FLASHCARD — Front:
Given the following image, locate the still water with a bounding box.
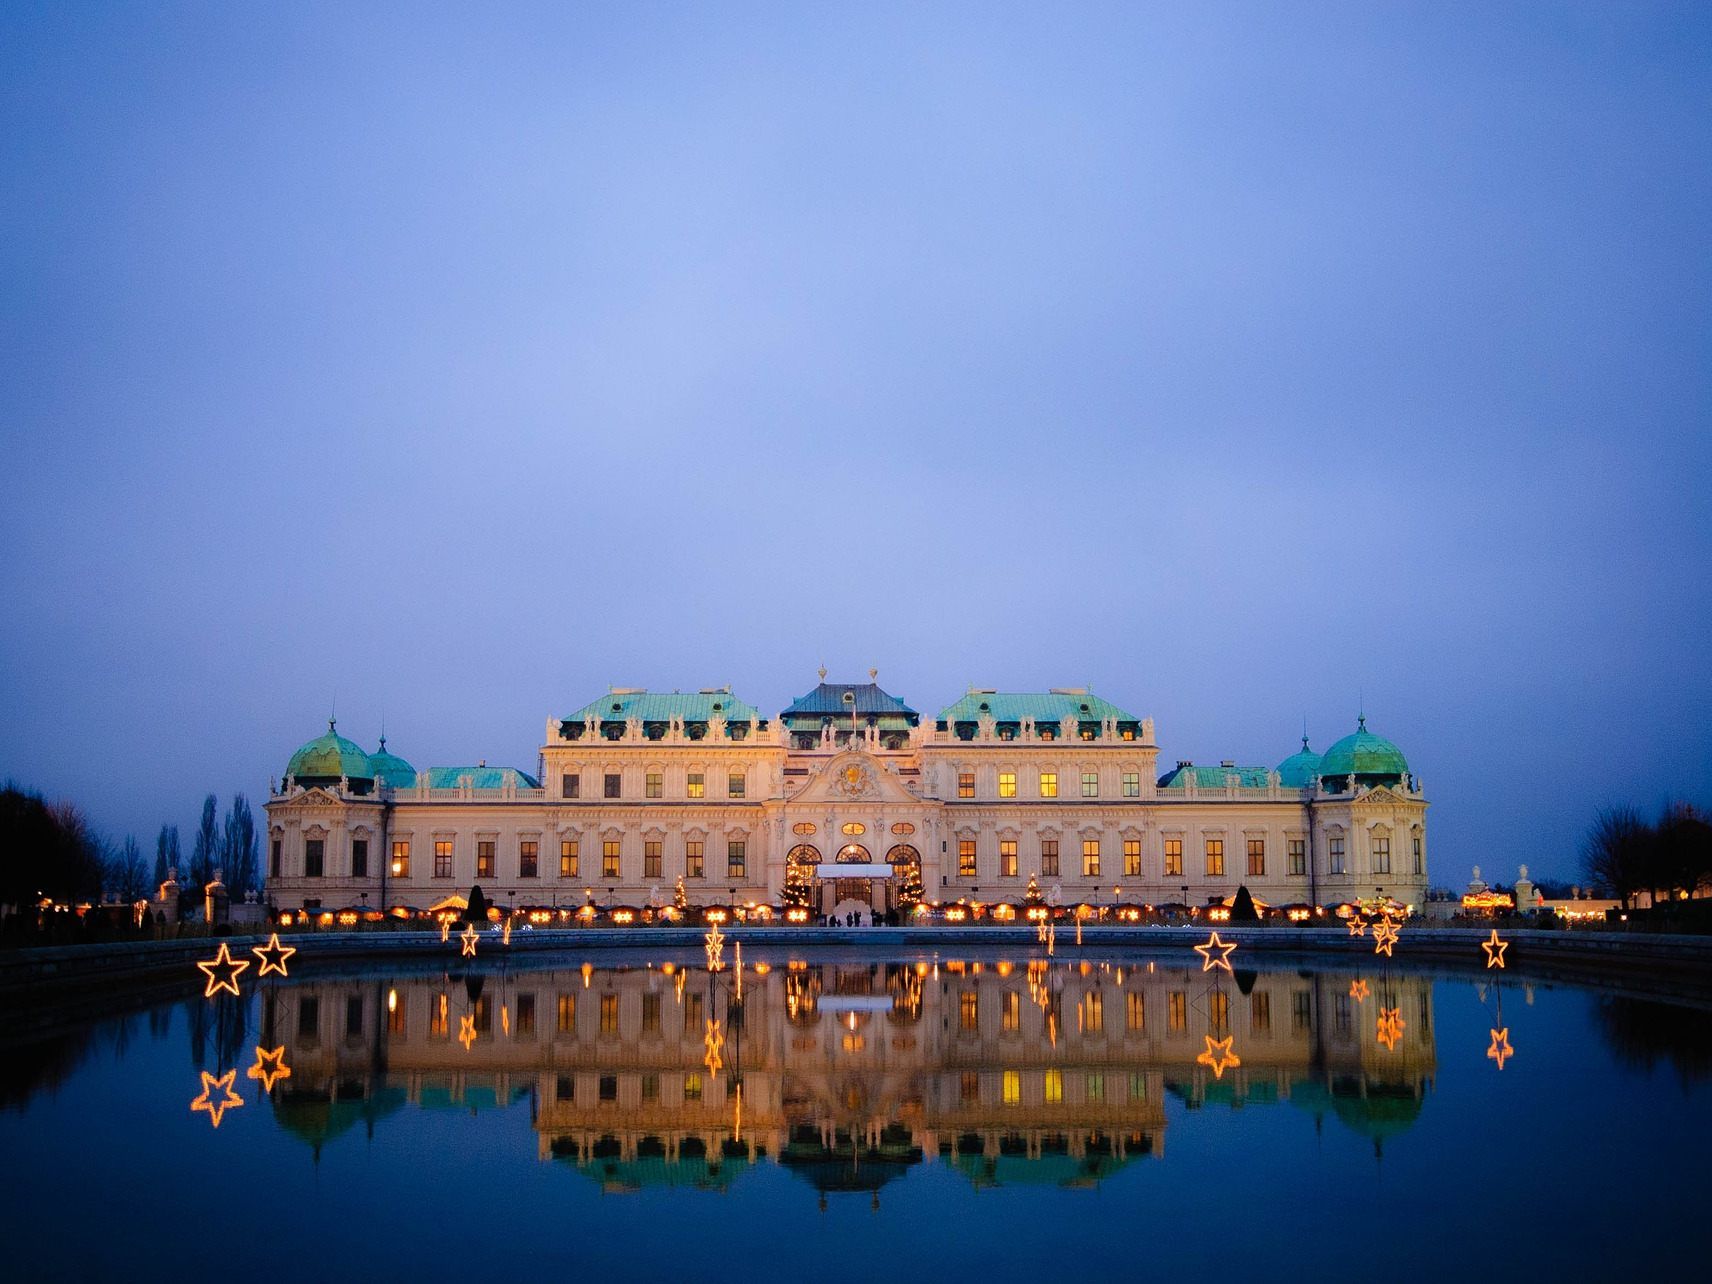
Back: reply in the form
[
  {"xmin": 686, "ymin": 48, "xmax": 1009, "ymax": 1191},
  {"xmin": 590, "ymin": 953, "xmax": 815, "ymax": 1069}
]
[{"xmin": 3, "ymin": 947, "xmax": 1708, "ymax": 1282}]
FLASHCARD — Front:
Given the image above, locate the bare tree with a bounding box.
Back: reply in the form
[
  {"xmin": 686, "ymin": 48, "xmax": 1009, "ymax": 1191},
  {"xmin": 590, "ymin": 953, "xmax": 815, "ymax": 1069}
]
[
  {"xmin": 108, "ymin": 835, "xmax": 148, "ymax": 901},
  {"xmin": 1656, "ymin": 802, "xmax": 1712, "ymax": 904},
  {"xmin": 1581, "ymin": 805, "xmax": 1651, "ymax": 909},
  {"xmin": 153, "ymin": 824, "xmax": 180, "ymax": 886},
  {"xmin": 190, "ymin": 795, "xmax": 218, "ymax": 887}
]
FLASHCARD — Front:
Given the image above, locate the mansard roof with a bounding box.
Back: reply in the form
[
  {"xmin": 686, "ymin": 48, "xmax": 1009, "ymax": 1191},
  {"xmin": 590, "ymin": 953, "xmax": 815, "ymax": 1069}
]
[
  {"xmin": 1157, "ymin": 762, "xmax": 1272, "ymax": 789},
  {"xmin": 564, "ymin": 688, "xmax": 762, "ymax": 725},
  {"xmin": 423, "ymin": 765, "xmax": 541, "ymax": 790},
  {"xmin": 782, "ymin": 682, "xmax": 919, "ymax": 722},
  {"xmin": 936, "ymin": 689, "xmax": 1141, "ymax": 726}
]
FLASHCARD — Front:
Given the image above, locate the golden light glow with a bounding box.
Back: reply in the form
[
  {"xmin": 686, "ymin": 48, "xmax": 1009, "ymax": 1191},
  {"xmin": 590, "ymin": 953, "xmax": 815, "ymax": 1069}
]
[
  {"xmin": 458, "ymin": 1014, "xmax": 477, "ymax": 1051},
  {"xmin": 246, "ymin": 1045, "xmax": 292, "ymax": 1093},
  {"xmin": 196, "ymin": 943, "xmax": 251, "ymax": 998},
  {"xmin": 1376, "ymin": 1006, "xmax": 1406, "ymax": 1051},
  {"xmin": 459, "ymin": 923, "xmax": 479, "ymax": 957},
  {"xmin": 703, "ymin": 1018, "xmax": 725, "ymax": 1076},
  {"xmin": 440, "ymin": 920, "xmax": 450, "ymax": 944},
  {"xmin": 704, "ymin": 920, "xmax": 726, "ymax": 972},
  {"xmin": 1481, "ymin": 930, "xmax": 1508, "ymax": 969},
  {"xmin": 190, "ymin": 1068, "xmax": 243, "ymax": 1128},
  {"xmin": 1372, "ymin": 919, "xmax": 1399, "ymax": 957},
  {"xmin": 1463, "ymin": 890, "xmax": 1515, "ymax": 912},
  {"xmin": 1349, "ymin": 979, "xmax": 1370, "ymax": 1001},
  {"xmin": 1347, "ymin": 915, "xmax": 1368, "ymax": 938},
  {"xmin": 1196, "ymin": 1035, "xmax": 1241, "ymax": 1080},
  {"xmin": 1193, "ymin": 932, "xmax": 1238, "ymax": 974},
  {"xmin": 387, "ymin": 988, "xmax": 398, "ymax": 1013},
  {"xmin": 1487, "ymin": 1026, "xmax": 1514, "ymax": 1069},
  {"xmin": 735, "ymin": 941, "xmax": 744, "ymax": 1001},
  {"xmin": 502, "ymin": 917, "xmax": 513, "ymax": 946},
  {"xmin": 251, "ymin": 932, "xmax": 296, "ymax": 978}
]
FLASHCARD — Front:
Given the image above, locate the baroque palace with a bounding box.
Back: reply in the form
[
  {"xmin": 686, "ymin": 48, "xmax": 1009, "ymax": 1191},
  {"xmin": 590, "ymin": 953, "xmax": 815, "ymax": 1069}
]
[{"xmin": 264, "ymin": 675, "xmax": 1428, "ymax": 916}]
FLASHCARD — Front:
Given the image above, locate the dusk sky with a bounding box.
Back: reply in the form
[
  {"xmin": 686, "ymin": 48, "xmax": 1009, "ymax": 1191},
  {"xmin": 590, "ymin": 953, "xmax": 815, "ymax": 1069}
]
[{"xmin": 2, "ymin": 2, "xmax": 1707, "ymax": 883}]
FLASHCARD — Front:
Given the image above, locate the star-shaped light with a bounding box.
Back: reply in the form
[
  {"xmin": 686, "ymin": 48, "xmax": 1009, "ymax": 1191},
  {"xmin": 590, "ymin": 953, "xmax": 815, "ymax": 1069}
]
[
  {"xmin": 1481, "ymin": 930, "xmax": 1508, "ymax": 969},
  {"xmin": 1193, "ymin": 931, "xmax": 1238, "ymax": 974},
  {"xmin": 501, "ymin": 917, "xmax": 512, "ymax": 946},
  {"xmin": 440, "ymin": 919, "xmax": 450, "ymax": 943},
  {"xmin": 703, "ymin": 1018, "xmax": 725, "ymax": 1075},
  {"xmin": 459, "ymin": 923, "xmax": 479, "ymax": 957},
  {"xmin": 1372, "ymin": 919, "xmax": 1399, "ymax": 957},
  {"xmin": 251, "ymin": 933, "xmax": 296, "ymax": 978},
  {"xmin": 1376, "ymin": 1005, "xmax": 1406, "ymax": 1051},
  {"xmin": 1347, "ymin": 915, "xmax": 1368, "ymax": 938},
  {"xmin": 246, "ymin": 1045, "xmax": 292, "ymax": 1092},
  {"xmin": 190, "ymin": 1069, "xmax": 244, "ymax": 1128},
  {"xmin": 1487, "ymin": 1026, "xmax": 1514, "ymax": 1070},
  {"xmin": 1196, "ymin": 1034, "xmax": 1242, "ymax": 1080},
  {"xmin": 196, "ymin": 943, "xmax": 251, "ymax": 998},
  {"xmin": 1349, "ymin": 978, "xmax": 1370, "ymax": 1001},
  {"xmin": 458, "ymin": 1014, "xmax": 478, "ymax": 1051},
  {"xmin": 704, "ymin": 921, "xmax": 725, "ymax": 972}
]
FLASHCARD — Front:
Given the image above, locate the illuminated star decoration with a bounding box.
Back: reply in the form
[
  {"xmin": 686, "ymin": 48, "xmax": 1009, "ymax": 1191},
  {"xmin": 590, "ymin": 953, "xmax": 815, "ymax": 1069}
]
[
  {"xmin": 196, "ymin": 943, "xmax": 251, "ymax": 998},
  {"xmin": 190, "ymin": 1069, "xmax": 244, "ymax": 1128},
  {"xmin": 502, "ymin": 917, "xmax": 512, "ymax": 946},
  {"xmin": 459, "ymin": 923, "xmax": 479, "ymax": 958},
  {"xmin": 703, "ymin": 1018, "xmax": 725, "ymax": 1075},
  {"xmin": 704, "ymin": 920, "xmax": 725, "ymax": 972},
  {"xmin": 458, "ymin": 1014, "xmax": 478, "ymax": 1051},
  {"xmin": 1481, "ymin": 930, "xmax": 1508, "ymax": 969},
  {"xmin": 251, "ymin": 933, "xmax": 296, "ymax": 978},
  {"xmin": 1372, "ymin": 919, "xmax": 1399, "ymax": 957},
  {"xmin": 1193, "ymin": 931, "xmax": 1238, "ymax": 974},
  {"xmin": 246, "ymin": 1045, "xmax": 292, "ymax": 1092},
  {"xmin": 1347, "ymin": 915, "xmax": 1368, "ymax": 938},
  {"xmin": 1349, "ymin": 978, "xmax": 1370, "ymax": 1001},
  {"xmin": 440, "ymin": 919, "xmax": 450, "ymax": 943},
  {"xmin": 1376, "ymin": 1006, "xmax": 1407, "ymax": 1051},
  {"xmin": 1487, "ymin": 1026, "xmax": 1514, "ymax": 1070},
  {"xmin": 1196, "ymin": 1034, "xmax": 1242, "ymax": 1080}
]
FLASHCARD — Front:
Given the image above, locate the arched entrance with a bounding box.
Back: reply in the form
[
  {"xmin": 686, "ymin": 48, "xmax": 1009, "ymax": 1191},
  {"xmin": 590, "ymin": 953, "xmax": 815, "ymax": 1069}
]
[
  {"xmin": 887, "ymin": 845, "xmax": 921, "ymax": 909},
  {"xmin": 833, "ymin": 844, "xmax": 873, "ymax": 909},
  {"xmin": 786, "ymin": 845, "xmax": 820, "ymax": 913}
]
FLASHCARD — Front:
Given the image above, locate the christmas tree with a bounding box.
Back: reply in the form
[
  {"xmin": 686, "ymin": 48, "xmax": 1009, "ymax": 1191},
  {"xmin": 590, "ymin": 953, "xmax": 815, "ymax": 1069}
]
[
  {"xmin": 674, "ymin": 875, "xmax": 688, "ymax": 913},
  {"xmin": 896, "ymin": 858, "xmax": 924, "ymax": 908},
  {"xmin": 783, "ymin": 859, "xmax": 813, "ymax": 910}
]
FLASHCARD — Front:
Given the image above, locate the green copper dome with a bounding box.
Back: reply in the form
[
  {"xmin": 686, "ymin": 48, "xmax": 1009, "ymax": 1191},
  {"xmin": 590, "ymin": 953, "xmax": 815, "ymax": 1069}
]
[
  {"xmin": 368, "ymin": 736, "xmax": 417, "ymax": 789},
  {"xmin": 1276, "ymin": 736, "xmax": 1324, "ymax": 788},
  {"xmin": 1318, "ymin": 717, "xmax": 1408, "ymax": 782},
  {"xmin": 285, "ymin": 720, "xmax": 375, "ymax": 784}
]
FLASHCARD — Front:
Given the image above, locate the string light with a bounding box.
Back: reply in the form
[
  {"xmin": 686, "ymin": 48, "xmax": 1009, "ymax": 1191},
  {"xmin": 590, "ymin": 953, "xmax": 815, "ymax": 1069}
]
[
  {"xmin": 1481, "ymin": 930, "xmax": 1508, "ymax": 969},
  {"xmin": 1196, "ymin": 1035, "xmax": 1241, "ymax": 1080},
  {"xmin": 1372, "ymin": 919, "xmax": 1399, "ymax": 957},
  {"xmin": 440, "ymin": 920, "xmax": 450, "ymax": 944},
  {"xmin": 1376, "ymin": 1006, "xmax": 1406, "ymax": 1051},
  {"xmin": 734, "ymin": 941, "xmax": 743, "ymax": 1001},
  {"xmin": 460, "ymin": 923, "xmax": 479, "ymax": 958},
  {"xmin": 703, "ymin": 1018, "xmax": 725, "ymax": 1075},
  {"xmin": 190, "ymin": 1069, "xmax": 243, "ymax": 1128},
  {"xmin": 1487, "ymin": 1026, "xmax": 1514, "ymax": 1070},
  {"xmin": 458, "ymin": 1014, "xmax": 477, "ymax": 1051},
  {"xmin": 1349, "ymin": 978, "xmax": 1370, "ymax": 1001},
  {"xmin": 502, "ymin": 918, "xmax": 512, "ymax": 947},
  {"xmin": 246, "ymin": 1045, "xmax": 291, "ymax": 1093},
  {"xmin": 705, "ymin": 920, "xmax": 726, "ymax": 972},
  {"xmin": 196, "ymin": 943, "xmax": 250, "ymax": 998},
  {"xmin": 1347, "ymin": 915, "xmax": 1368, "ymax": 938},
  {"xmin": 1193, "ymin": 932, "xmax": 1238, "ymax": 974},
  {"xmin": 251, "ymin": 933, "xmax": 296, "ymax": 978}
]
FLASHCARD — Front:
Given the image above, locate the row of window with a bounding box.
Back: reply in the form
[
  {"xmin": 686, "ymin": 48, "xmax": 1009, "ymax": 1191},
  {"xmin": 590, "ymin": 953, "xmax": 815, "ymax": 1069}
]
[
  {"xmin": 956, "ymin": 770, "xmax": 1144, "ymax": 800},
  {"xmin": 563, "ymin": 770, "xmax": 748, "ymax": 801},
  {"xmin": 950, "ymin": 834, "xmax": 1422, "ymax": 879},
  {"xmin": 384, "ymin": 837, "xmax": 748, "ymax": 881},
  {"xmin": 956, "ymin": 988, "xmax": 1296, "ymax": 1037}
]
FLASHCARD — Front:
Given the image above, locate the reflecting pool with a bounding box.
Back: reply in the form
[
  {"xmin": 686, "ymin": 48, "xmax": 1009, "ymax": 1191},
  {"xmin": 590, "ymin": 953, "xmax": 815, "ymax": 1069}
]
[{"xmin": 3, "ymin": 948, "xmax": 1709, "ymax": 1281}]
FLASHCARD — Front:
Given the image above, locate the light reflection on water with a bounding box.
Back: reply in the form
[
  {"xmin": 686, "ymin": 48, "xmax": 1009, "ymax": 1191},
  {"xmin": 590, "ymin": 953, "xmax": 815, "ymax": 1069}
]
[{"xmin": 2, "ymin": 951, "xmax": 1709, "ymax": 1282}]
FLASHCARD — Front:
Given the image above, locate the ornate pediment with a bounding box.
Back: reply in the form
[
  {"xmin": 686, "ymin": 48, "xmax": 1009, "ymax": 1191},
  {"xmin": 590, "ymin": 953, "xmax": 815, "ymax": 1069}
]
[
  {"xmin": 788, "ymin": 752, "xmax": 922, "ymax": 807},
  {"xmin": 285, "ymin": 787, "xmax": 344, "ymax": 809},
  {"xmin": 1354, "ymin": 786, "xmax": 1414, "ymax": 810}
]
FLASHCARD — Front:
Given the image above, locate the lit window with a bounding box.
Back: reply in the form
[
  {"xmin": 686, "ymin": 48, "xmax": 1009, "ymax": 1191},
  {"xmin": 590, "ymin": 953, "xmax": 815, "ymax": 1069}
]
[
  {"xmin": 684, "ymin": 1072, "xmax": 702, "ymax": 1102},
  {"xmin": 1041, "ymin": 839, "xmax": 1059, "ymax": 877},
  {"xmin": 1123, "ymin": 838, "xmax": 1141, "ymax": 877},
  {"xmin": 1044, "ymin": 1069, "xmax": 1063, "ymax": 1103},
  {"xmin": 1330, "ymin": 835, "xmax": 1346, "ymax": 875},
  {"xmin": 957, "ymin": 771, "xmax": 975, "ymax": 799},
  {"xmin": 391, "ymin": 840, "xmax": 410, "ymax": 878},
  {"xmin": 602, "ymin": 841, "xmax": 620, "ymax": 879},
  {"xmin": 1081, "ymin": 771, "xmax": 1098, "ymax": 798},
  {"xmin": 644, "ymin": 841, "xmax": 661, "ymax": 879},
  {"xmin": 999, "ymin": 840, "xmax": 1017, "ymax": 877},
  {"xmin": 687, "ymin": 773, "xmax": 704, "ymax": 799},
  {"xmin": 1002, "ymin": 1070, "xmax": 1020, "ymax": 1105},
  {"xmin": 603, "ymin": 773, "xmax": 620, "ymax": 798},
  {"xmin": 645, "ymin": 771, "xmax": 662, "ymax": 799},
  {"xmin": 557, "ymin": 993, "xmax": 575, "ymax": 1033},
  {"xmin": 1122, "ymin": 772, "xmax": 1140, "ymax": 798},
  {"xmin": 1168, "ymin": 992, "xmax": 1186, "ymax": 1033},
  {"xmin": 1001, "ymin": 991, "xmax": 1019, "ymax": 1031},
  {"xmin": 1039, "ymin": 771, "xmax": 1058, "ymax": 798},
  {"xmin": 1082, "ymin": 991, "xmax": 1103, "ymax": 1033},
  {"xmin": 560, "ymin": 840, "xmax": 578, "ymax": 878},
  {"xmin": 998, "ymin": 772, "xmax": 1017, "ymax": 798},
  {"xmin": 1374, "ymin": 836, "xmax": 1391, "ymax": 874},
  {"xmin": 304, "ymin": 839, "xmax": 324, "ymax": 878},
  {"xmin": 600, "ymin": 994, "xmax": 618, "ymax": 1034},
  {"xmin": 727, "ymin": 840, "xmax": 746, "ymax": 879},
  {"xmin": 960, "ymin": 991, "xmax": 978, "ymax": 1030},
  {"xmin": 562, "ymin": 773, "xmax": 579, "ymax": 799},
  {"xmin": 1247, "ymin": 838, "xmax": 1264, "ymax": 877},
  {"xmin": 1209, "ymin": 991, "xmax": 1229, "ymax": 1031},
  {"xmin": 841, "ymin": 821, "xmax": 865, "ymax": 836},
  {"xmin": 960, "ymin": 1071, "xmax": 979, "ymax": 1103},
  {"xmin": 686, "ymin": 841, "xmax": 704, "ymax": 879},
  {"xmin": 1205, "ymin": 838, "xmax": 1224, "ymax": 877},
  {"xmin": 1288, "ymin": 839, "xmax": 1305, "ymax": 876},
  {"xmin": 477, "ymin": 841, "xmax": 495, "ymax": 880},
  {"xmin": 520, "ymin": 840, "xmax": 538, "ymax": 878},
  {"xmin": 955, "ymin": 839, "xmax": 976, "ymax": 877},
  {"xmin": 793, "ymin": 821, "xmax": 816, "ymax": 835},
  {"xmin": 1126, "ymin": 992, "xmax": 1145, "ymax": 1031},
  {"xmin": 1082, "ymin": 838, "xmax": 1100, "ymax": 878},
  {"xmin": 1163, "ymin": 837, "xmax": 1182, "ymax": 877},
  {"xmin": 429, "ymin": 993, "xmax": 448, "ymax": 1039},
  {"xmin": 434, "ymin": 840, "xmax": 453, "ymax": 879},
  {"xmin": 728, "ymin": 771, "xmax": 745, "ymax": 799},
  {"xmin": 891, "ymin": 822, "xmax": 914, "ymax": 835}
]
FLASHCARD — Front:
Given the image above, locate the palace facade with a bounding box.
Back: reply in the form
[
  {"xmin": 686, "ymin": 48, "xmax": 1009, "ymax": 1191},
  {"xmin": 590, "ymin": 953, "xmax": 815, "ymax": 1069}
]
[{"xmin": 263, "ymin": 677, "xmax": 1428, "ymax": 915}]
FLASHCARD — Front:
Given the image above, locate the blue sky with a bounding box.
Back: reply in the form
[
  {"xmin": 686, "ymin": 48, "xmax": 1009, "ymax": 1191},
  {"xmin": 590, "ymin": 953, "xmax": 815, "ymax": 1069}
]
[{"xmin": 2, "ymin": 2, "xmax": 1708, "ymax": 882}]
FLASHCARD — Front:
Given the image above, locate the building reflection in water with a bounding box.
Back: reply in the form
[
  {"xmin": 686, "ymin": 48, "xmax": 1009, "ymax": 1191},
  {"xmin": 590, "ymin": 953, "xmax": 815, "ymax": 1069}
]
[{"xmin": 260, "ymin": 960, "xmax": 1438, "ymax": 1189}]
